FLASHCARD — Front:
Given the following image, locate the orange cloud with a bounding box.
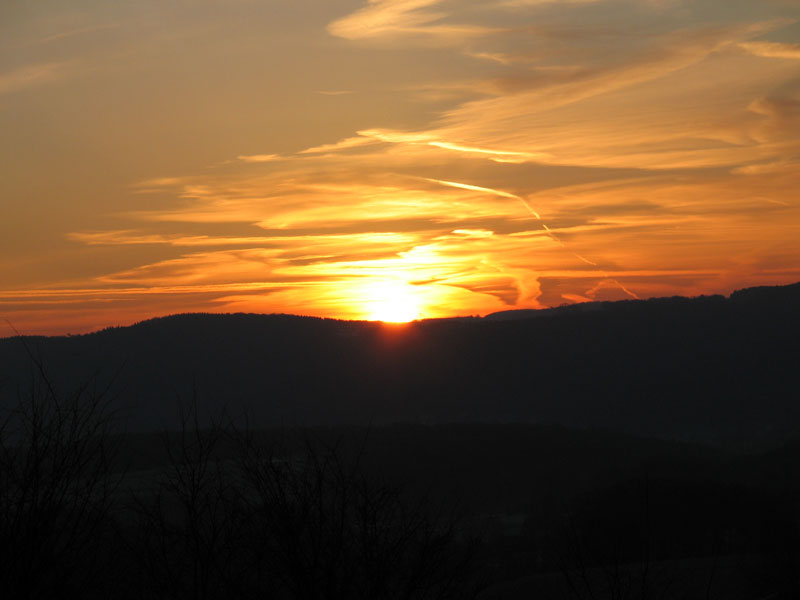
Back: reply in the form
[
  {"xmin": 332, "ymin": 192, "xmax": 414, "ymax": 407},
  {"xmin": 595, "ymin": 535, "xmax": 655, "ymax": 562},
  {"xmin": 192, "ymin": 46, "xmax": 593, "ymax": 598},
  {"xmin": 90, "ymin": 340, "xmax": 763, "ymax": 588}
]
[
  {"xmin": 739, "ymin": 41, "xmax": 800, "ymax": 59},
  {"xmin": 328, "ymin": 0, "xmax": 495, "ymax": 43},
  {"xmin": 3, "ymin": 0, "xmax": 800, "ymax": 336}
]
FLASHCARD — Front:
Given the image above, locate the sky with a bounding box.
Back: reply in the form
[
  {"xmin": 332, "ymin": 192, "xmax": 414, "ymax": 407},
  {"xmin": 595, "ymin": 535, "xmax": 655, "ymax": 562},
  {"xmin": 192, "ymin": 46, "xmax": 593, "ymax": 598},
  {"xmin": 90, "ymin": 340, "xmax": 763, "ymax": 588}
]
[{"xmin": 2, "ymin": 0, "xmax": 799, "ymax": 335}]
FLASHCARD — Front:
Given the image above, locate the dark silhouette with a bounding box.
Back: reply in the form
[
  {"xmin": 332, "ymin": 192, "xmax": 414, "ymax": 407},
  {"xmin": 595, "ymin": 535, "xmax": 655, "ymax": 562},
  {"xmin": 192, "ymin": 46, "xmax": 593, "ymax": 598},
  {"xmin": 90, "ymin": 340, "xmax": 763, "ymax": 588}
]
[
  {"xmin": 130, "ymin": 407, "xmax": 478, "ymax": 600},
  {"xmin": 2, "ymin": 282, "xmax": 800, "ymax": 598},
  {"xmin": 2, "ymin": 282, "xmax": 799, "ymax": 445},
  {"xmin": 0, "ymin": 355, "xmax": 120, "ymax": 598}
]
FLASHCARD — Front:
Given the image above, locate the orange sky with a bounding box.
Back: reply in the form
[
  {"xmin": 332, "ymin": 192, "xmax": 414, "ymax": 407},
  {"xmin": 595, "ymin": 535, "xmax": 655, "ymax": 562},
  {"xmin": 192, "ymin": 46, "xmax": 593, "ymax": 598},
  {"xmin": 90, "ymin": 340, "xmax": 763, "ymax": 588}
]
[{"xmin": 2, "ymin": 0, "xmax": 799, "ymax": 335}]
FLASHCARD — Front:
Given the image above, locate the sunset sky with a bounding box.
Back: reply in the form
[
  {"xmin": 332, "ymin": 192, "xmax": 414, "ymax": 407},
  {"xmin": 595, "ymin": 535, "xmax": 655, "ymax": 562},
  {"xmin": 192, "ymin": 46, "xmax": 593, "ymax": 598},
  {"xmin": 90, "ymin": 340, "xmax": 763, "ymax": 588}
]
[{"xmin": 2, "ymin": 0, "xmax": 799, "ymax": 335}]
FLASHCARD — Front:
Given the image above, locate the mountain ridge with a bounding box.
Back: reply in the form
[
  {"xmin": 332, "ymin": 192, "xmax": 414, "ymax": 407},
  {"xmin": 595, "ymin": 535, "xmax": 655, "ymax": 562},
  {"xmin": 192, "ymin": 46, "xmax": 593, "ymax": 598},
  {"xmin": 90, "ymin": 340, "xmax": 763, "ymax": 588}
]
[{"xmin": 1, "ymin": 281, "xmax": 798, "ymax": 445}]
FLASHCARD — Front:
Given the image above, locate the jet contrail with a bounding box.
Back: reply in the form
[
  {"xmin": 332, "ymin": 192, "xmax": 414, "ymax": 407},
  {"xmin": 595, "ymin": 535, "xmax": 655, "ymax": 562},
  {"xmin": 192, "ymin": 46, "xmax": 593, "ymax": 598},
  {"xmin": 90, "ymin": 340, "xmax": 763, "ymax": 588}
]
[
  {"xmin": 430, "ymin": 178, "xmax": 594, "ymax": 265},
  {"xmin": 429, "ymin": 178, "xmax": 641, "ymax": 299}
]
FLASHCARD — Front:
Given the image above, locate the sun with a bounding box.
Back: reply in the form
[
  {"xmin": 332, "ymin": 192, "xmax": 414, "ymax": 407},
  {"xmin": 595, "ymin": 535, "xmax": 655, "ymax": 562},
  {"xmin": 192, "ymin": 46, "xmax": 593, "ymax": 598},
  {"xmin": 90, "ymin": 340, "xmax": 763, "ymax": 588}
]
[{"xmin": 363, "ymin": 280, "xmax": 422, "ymax": 323}]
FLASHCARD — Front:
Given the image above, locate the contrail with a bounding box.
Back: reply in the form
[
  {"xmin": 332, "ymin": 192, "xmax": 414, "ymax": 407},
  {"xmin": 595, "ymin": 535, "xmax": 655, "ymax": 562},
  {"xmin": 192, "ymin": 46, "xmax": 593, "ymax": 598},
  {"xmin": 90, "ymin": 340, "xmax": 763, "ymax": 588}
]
[
  {"xmin": 429, "ymin": 178, "xmax": 595, "ymax": 266},
  {"xmin": 429, "ymin": 178, "xmax": 641, "ymax": 299}
]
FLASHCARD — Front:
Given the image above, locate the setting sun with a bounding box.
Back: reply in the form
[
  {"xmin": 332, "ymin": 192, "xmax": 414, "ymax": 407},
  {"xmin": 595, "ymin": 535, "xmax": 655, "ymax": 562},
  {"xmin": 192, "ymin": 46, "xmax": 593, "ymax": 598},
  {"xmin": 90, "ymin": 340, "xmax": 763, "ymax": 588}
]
[
  {"xmin": 363, "ymin": 281, "xmax": 422, "ymax": 323},
  {"xmin": 2, "ymin": 0, "xmax": 800, "ymax": 337}
]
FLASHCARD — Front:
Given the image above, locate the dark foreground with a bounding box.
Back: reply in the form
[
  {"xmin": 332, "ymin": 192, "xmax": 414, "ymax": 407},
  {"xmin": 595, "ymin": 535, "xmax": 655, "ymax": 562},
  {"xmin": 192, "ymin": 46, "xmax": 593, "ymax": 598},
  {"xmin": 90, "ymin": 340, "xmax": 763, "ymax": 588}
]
[
  {"xmin": 2, "ymin": 282, "xmax": 800, "ymax": 597},
  {"xmin": 2, "ymin": 384, "xmax": 798, "ymax": 599}
]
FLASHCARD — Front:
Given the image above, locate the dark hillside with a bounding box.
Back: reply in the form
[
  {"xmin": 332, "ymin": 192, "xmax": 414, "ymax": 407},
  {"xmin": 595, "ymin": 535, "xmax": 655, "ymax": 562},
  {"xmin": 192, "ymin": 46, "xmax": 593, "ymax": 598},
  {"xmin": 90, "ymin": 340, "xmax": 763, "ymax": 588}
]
[
  {"xmin": 1, "ymin": 282, "xmax": 799, "ymax": 444},
  {"xmin": 105, "ymin": 423, "xmax": 800, "ymax": 598}
]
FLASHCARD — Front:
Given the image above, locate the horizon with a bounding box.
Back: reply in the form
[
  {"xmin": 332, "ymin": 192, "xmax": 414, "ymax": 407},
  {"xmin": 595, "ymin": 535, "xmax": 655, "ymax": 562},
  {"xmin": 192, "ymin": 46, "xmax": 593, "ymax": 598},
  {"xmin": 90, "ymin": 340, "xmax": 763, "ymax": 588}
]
[
  {"xmin": 4, "ymin": 279, "xmax": 796, "ymax": 339},
  {"xmin": 3, "ymin": 0, "xmax": 800, "ymax": 336}
]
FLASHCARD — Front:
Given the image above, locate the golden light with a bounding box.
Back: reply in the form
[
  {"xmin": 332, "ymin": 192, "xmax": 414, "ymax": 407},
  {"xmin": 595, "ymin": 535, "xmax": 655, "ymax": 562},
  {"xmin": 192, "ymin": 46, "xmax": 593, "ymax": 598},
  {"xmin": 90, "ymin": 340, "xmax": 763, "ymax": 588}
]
[{"xmin": 363, "ymin": 280, "xmax": 422, "ymax": 323}]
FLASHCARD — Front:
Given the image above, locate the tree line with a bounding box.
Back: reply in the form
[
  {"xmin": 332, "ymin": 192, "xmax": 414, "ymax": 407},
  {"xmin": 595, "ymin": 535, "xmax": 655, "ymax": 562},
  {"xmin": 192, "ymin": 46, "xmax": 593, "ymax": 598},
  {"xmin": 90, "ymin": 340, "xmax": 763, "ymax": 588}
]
[{"xmin": 0, "ymin": 361, "xmax": 478, "ymax": 600}]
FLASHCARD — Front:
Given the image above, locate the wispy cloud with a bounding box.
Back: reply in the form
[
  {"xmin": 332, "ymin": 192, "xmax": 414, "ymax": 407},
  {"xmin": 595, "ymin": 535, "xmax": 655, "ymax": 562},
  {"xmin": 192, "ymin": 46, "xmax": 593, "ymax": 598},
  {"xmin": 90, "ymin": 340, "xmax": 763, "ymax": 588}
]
[
  {"xmin": 0, "ymin": 62, "xmax": 71, "ymax": 95},
  {"xmin": 328, "ymin": 0, "xmax": 496, "ymax": 43},
  {"xmin": 237, "ymin": 154, "xmax": 282, "ymax": 163},
  {"xmin": 427, "ymin": 141, "xmax": 545, "ymax": 162},
  {"xmin": 427, "ymin": 179, "xmax": 522, "ymax": 200},
  {"xmin": 497, "ymin": 0, "xmax": 601, "ymax": 6},
  {"xmin": 5, "ymin": 0, "xmax": 800, "ymax": 335},
  {"xmin": 420, "ymin": 22, "xmax": 800, "ymax": 170},
  {"xmin": 739, "ymin": 40, "xmax": 800, "ymax": 59},
  {"xmin": 35, "ymin": 24, "xmax": 119, "ymax": 45}
]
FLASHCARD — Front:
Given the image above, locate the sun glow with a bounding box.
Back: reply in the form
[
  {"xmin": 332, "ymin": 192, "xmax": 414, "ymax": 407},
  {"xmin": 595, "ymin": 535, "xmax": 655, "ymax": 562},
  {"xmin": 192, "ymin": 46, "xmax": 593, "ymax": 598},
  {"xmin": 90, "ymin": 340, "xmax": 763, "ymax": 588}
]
[{"xmin": 363, "ymin": 280, "xmax": 422, "ymax": 323}]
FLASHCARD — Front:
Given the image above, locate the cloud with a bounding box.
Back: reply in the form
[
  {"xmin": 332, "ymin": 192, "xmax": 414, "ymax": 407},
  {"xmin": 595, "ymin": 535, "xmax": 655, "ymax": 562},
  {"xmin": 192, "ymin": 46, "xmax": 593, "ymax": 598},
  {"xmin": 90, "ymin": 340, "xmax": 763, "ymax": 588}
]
[
  {"xmin": 328, "ymin": 0, "xmax": 496, "ymax": 43},
  {"xmin": 463, "ymin": 50, "xmax": 521, "ymax": 65},
  {"xmin": 92, "ymin": 82, "xmax": 798, "ymax": 320},
  {"xmin": 300, "ymin": 129, "xmax": 543, "ymax": 163},
  {"xmin": 307, "ymin": 20, "xmax": 799, "ymax": 172},
  {"xmin": 451, "ymin": 228, "xmax": 495, "ymax": 238},
  {"xmin": 300, "ymin": 136, "xmax": 379, "ymax": 155},
  {"xmin": 7, "ymin": 0, "xmax": 800, "ymax": 335},
  {"xmin": 0, "ymin": 62, "xmax": 71, "ymax": 95},
  {"xmin": 428, "ymin": 178, "xmax": 522, "ymax": 199},
  {"xmin": 237, "ymin": 154, "xmax": 282, "ymax": 163},
  {"xmin": 748, "ymin": 95, "xmax": 800, "ymax": 118},
  {"xmin": 67, "ymin": 231, "xmax": 282, "ymax": 247},
  {"xmin": 731, "ymin": 160, "xmax": 799, "ymax": 175},
  {"xmin": 427, "ymin": 141, "xmax": 546, "ymax": 162},
  {"xmin": 739, "ymin": 41, "xmax": 800, "ymax": 59},
  {"xmin": 497, "ymin": 0, "xmax": 602, "ymax": 7},
  {"xmin": 35, "ymin": 24, "xmax": 119, "ymax": 45},
  {"xmin": 411, "ymin": 22, "xmax": 800, "ymax": 170}
]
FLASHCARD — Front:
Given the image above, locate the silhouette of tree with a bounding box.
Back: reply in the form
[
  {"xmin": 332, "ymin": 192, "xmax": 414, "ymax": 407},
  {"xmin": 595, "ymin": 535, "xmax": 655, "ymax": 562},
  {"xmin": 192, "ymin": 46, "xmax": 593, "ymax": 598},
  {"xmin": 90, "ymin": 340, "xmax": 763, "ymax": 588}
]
[
  {"xmin": 132, "ymin": 404, "xmax": 479, "ymax": 599},
  {"xmin": 131, "ymin": 400, "xmax": 254, "ymax": 600},
  {"xmin": 0, "ymin": 353, "xmax": 120, "ymax": 599},
  {"xmin": 236, "ymin": 430, "xmax": 478, "ymax": 600}
]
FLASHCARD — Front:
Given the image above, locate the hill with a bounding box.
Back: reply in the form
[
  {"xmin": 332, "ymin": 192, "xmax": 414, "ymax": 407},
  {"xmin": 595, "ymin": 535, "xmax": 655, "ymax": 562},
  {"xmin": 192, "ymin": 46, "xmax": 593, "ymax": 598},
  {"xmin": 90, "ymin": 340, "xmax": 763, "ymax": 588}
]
[{"xmin": 1, "ymin": 282, "xmax": 799, "ymax": 444}]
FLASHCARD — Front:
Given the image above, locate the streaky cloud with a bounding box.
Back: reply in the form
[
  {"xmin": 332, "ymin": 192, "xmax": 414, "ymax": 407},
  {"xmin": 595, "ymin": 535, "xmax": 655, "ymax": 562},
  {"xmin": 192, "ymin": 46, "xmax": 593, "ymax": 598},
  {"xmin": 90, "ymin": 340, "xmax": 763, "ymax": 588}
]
[
  {"xmin": 428, "ymin": 178, "xmax": 521, "ymax": 200},
  {"xmin": 0, "ymin": 62, "xmax": 71, "ymax": 95},
  {"xmin": 237, "ymin": 154, "xmax": 282, "ymax": 163},
  {"xmin": 328, "ymin": 0, "xmax": 496, "ymax": 43},
  {"xmin": 739, "ymin": 40, "xmax": 800, "ymax": 59}
]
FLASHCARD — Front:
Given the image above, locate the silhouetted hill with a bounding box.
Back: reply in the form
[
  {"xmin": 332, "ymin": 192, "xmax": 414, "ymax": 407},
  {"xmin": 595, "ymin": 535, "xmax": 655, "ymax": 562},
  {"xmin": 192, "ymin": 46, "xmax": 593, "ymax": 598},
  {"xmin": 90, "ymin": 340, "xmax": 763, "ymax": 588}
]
[{"xmin": 2, "ymin": 282, "xmax": 799, "ymax": 443}]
